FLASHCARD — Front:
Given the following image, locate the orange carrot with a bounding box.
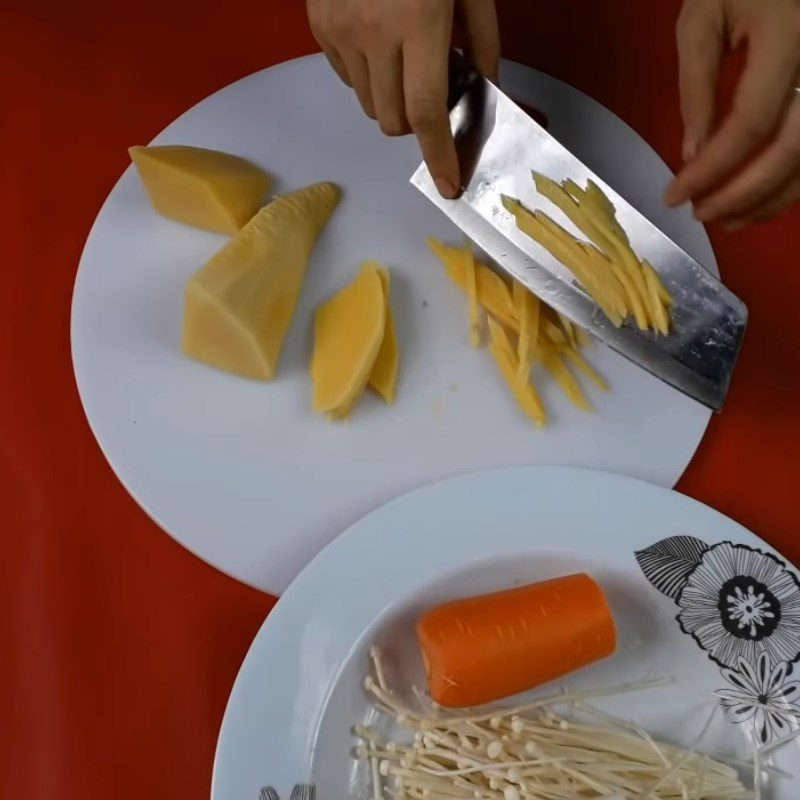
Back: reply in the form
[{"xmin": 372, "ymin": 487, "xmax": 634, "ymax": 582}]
[{"xmin": 416, "ymin": 573, "xmax": 617, "ymax": 708}]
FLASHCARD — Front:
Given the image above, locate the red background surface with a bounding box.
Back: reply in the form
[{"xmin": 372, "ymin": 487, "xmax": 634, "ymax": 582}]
[{"xmin": 3, "ymin": 1, "xmax": 798, "ymax": 798}]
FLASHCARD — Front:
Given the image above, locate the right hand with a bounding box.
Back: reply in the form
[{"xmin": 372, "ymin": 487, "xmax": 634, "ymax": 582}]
[
  {"xmin": 307, "ymin": 0, "xmax": 500, "ymax": 199},
  {"xmin": 667, "ymin": 0, "xmax": 800, "ymax": 227}
]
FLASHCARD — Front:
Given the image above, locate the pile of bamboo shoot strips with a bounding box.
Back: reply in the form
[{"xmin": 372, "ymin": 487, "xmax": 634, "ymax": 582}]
[
  {"xmin": 502, "ymin": 174, "xmax": 673, "ymax": 335},
  {"xmin": 428, "ymin": 238, "xmax": 607, "ymax": 427},
  {"xmin": 355, "ymin": 648, "xmax": 755, "ymax": 800}
]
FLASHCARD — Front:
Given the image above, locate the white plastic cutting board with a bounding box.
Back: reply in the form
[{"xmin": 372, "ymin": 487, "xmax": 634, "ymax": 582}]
[{"xmin": 72, "ymin": 56, "xmax": 718, "ymax": 594}]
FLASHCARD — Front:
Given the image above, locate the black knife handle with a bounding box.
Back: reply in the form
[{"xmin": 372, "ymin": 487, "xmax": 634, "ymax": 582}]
[{"xmin": 447, "ymin": 50, "xmax": 480, "ymax": 111}]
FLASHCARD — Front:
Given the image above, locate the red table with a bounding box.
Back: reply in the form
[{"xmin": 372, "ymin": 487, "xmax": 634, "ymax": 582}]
[{"xmin": 4, "ymin": 1, "xmax": 798, "ymax": 798}]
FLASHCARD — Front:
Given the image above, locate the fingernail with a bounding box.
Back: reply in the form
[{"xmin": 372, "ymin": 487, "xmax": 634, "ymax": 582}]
[{"xmin": 434, "ymin": 177, "xmax": 458, "ymax": 199}]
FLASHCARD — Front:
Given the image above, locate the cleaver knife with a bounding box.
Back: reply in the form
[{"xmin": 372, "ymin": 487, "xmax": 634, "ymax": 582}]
[{"xmin": 410, "ymin": 66, "xmax": 747, "ymax": 411}]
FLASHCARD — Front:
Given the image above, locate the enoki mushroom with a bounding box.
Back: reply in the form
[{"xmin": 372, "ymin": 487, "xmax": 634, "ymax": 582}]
[{"xmin": 354, "ymin": 647, "xmax": 756, "ymax": 800}]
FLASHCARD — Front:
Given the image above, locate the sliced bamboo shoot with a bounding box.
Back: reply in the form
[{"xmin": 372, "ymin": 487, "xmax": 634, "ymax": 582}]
[
  {"xmin": 488, "ymin": 318, "xmax": 547, "ymax": 427},
  {"xmin": 368, "ymin": 266, "xmax": 400, "ymax": 404},
  {"xmin": 311, "ymin": 263, "xmax": 386, "ymax": 416}
]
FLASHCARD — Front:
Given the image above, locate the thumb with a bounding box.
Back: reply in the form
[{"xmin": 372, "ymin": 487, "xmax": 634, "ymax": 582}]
[
  {"xmin": 457, "ymin": 0, "xmax": 501, "ymax": 81},
  {"xmin": 675, "ymin": 1, "xmax": 724, "ymax": 161}
]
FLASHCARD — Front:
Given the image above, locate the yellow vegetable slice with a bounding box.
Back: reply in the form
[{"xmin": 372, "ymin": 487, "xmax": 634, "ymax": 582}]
[
  {"xmin": 502, "ymin": 197, "xmax": 625, "ymax": 327},
  {"xmin": 559, "ymin": 343, "xmax": 609, "ymax": 392},
  {"xmin": 183, "ymin": 181, "xmax": 340, "ymax": 380},
  {"xmin": 512, "ymin": 208, "xmax": 587, "ymax": 291},
  {"xmin": 487, "ymin": 319, "xmax": 547, "ymax": 427},
  {"xmin": 513, "ymin": 280, "xmax": 530, "ymax": 373},
  {"xmin": 474, "ymin": 266, "xmax": 517, "ymax": 328},
  {"xmin": 574, "ymin": 241, "xmax": 629, "ymax": 320},
  {"xmin": 539, "ymin": 339, "xmax": 592, "ymax": 412},
  {"xmin": 433, "ymin": 235, "xmax": 608, "ymax": 422},
  {"xmin": 426, "ymin": 237, "xmax": 454, "ymax": 272},
  {"xmin": 525, "ymin": 291, "xmax": 541, "ymax": 369},
  {"xmin": 584, "ymin": 179, "xmax": 630, "ymax": 245},
  {"xmin": 538, "ymin": 305, "xmax": 579, "ymax": 347},
  {"xmin": 541, "ymin": 317, "xmax": 566, "ymax": 344},
  {"xmin": 513, "ymin": 281, "xmax": 541, "ymax": 378},
  {"xmin": 512, "ymin": 278, "xmax": 526, "ymax": 309},
  {"xmin": 578, "ymin": 199, "xmax": 652, "ymax": 329},
  {"xmin": 532, "ymin": 173, "xmax": 651, "ymax": 330},
  {"xmin": 575, "ymin": 326, "xmax": 593, "ymax": 348},
  {"xmin": 641, "ymin": 260, "xmax": 671, "ymax": 335},
  {"xmin": 561, "ymin": 178, "xmax": 586, "ymax": 204},
  {"xmin": 311, "ymin": 263, "xmax": 386, "ymax": 416},
  {"xmin": 487, "ymin": 316, "xmax": 515, "ymax": 357},
  {"xmin": 550, "ymin": 186, "xmax": 650, "ymax": 329},
  {"xmin": 130, "ymin": 144, "xmax": 271, "ymax": 234},
  {"xmin": 537, "ymin": 305, "xmax": 567, "ymax": 344},
  {"xmin": 463, "ymin": 240, "xmax": 481, "ymax": 348},
  {"xmin": 567, "ymin": 177, "xmax": 631, "ymax": 246},
  {"xmin": 427, "ymin": 238, "xmax": 517, "ymax": 327},
  {"xmin": 643, "ymin": 259, "xmax": 674, "ymax": 306},
  {"xmin": 533, "ymin": 173, "xmax": 613, "ymax": 245},
  {"xmin": 557, "ymin": 313, "xmax": 578, "ymax": 348},
  {"xmin": 368, "ymin": 266, "xmax": 400, "ymax": 404}
]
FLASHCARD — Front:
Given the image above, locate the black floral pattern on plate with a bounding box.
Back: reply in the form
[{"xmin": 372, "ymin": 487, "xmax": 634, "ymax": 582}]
[
  {"xmin": 635, "ymin": 535, "xmax": 800, "ymax": 744},
  {"xmin": 717, "ymin": 652, "xmax": 800, "ymax": 745},
  {"xmin": 676, "ymin": 541, "xmax": 800, "ymax": 670}
]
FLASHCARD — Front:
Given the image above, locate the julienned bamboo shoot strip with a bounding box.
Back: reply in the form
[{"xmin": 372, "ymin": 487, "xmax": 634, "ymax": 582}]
[{"xmin": 355, "ymin": 648, "xmax": 753, "ymax": 800}]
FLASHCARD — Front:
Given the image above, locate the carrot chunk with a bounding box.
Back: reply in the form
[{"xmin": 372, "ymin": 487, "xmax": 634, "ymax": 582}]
[{"xmin": 416, "ymin": 573, "xmax": 617, "ymax": 707}]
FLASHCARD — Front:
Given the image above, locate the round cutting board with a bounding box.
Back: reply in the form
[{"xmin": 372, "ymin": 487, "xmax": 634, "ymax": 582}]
[{"xmin": 71, "ymin": 55, "xmax": 719, "ymax": 593}]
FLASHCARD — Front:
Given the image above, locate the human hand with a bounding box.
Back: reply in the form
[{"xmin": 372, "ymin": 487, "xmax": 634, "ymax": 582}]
[
  {"xmin": 307, "ymin": 0, "xmax": 500, "ymax": 199},
  {"xmin": 666, "ymin": 0, "xmax": 800, "ymax": 228}
]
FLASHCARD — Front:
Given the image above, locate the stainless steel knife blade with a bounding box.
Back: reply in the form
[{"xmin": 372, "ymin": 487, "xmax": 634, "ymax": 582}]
[{"xmin": 411, "ymin": 72, "xmax": 747, "ymax": 411}]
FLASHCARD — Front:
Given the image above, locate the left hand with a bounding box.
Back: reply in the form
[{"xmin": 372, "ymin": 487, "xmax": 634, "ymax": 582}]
[{"xmin": 665, "ymin": 0, "xmax": 800, "ymax": 229}]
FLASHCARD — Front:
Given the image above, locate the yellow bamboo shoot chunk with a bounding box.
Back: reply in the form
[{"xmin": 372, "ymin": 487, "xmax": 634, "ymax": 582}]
[
  {"xmin": 183, "ymin": 181, "xmax": 340, "ymax": 380},
  {"xmin": 311, "ymin": 264, "xmax": 386, "ymax": 416},
  {"xmin": 368, "ymin": 267, "xmax": 400, "ymax": 404},
  {"xmin": 130, "ymin": 144, "xmax": 271, "ymax": 234}
]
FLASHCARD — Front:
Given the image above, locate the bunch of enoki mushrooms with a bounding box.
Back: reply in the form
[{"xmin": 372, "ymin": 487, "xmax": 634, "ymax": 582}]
[{"xmin": 354, "ymin": 647, "xmax": 796, "ymax": 800}]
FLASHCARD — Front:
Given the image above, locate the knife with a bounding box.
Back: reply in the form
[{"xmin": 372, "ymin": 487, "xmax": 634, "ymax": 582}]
[{"xmin": 410, "ymin": 63, "xmax": 747, "ymax": 411}]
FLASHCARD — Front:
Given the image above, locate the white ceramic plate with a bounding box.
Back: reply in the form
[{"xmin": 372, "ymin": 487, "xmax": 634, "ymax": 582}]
[
  {"xmin": 71, "ymin": 55, "xmax": 719, "ymax": 594},
  {"xmin": 212, "ymin": 467, "xmax": 800, "ymax": 800}
]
